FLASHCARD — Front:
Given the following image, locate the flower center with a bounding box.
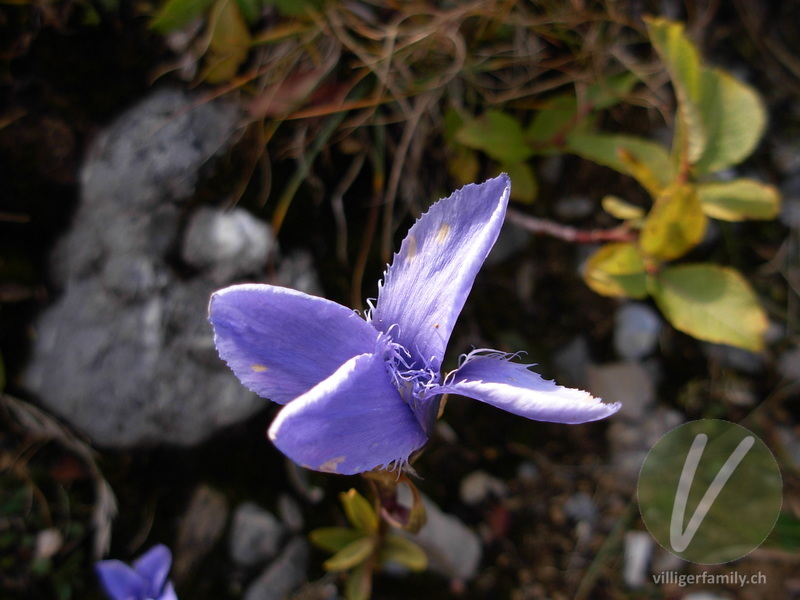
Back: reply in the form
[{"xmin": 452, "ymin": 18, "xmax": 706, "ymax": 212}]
[{"xmin": 381, "ymin": 334, "xmax": 441, "ymax": 434}]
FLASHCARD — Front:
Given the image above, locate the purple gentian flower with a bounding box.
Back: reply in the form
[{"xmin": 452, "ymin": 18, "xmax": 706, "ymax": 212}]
[
  {"xmin": 95, "ymin": 544, "xmax": 177, "ymax": 600},
  {"xmin": 209, "ymin": 174, "xmax": 619, "ymax": 474}
]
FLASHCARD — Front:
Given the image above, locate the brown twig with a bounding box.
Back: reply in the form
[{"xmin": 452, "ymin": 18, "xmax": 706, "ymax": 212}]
[{"xmin": 505, "ymin": 207, "xmax": 637, "ymax": 244}]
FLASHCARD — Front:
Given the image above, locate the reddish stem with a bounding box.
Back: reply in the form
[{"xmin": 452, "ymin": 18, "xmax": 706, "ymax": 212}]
[{"xmin": 505, "ymin": 208, "xmax": 637, "ymax": 244}]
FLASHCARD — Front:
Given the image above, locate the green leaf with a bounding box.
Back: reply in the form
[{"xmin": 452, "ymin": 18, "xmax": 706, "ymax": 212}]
[
  {"xmin": 697, "ymin": 179, "xmax": 780, "ymax": 221},
  {"xmin": 584, "ymin": 72, "xmax": 639, "ymax": 109},
  {"xmin": 640, "ymin": 184, "xmax": 707, "ymax": 261},
  {"xmin": 582, "ymin": 242, "xmax": 648, "ymax": 299},
  {"xmin": 646, "ymin": 17, "xmax": 766, "ymax": 174},
  {"xmin": 601, "ymin": 195, "xmax": 645, "ymax": 221},
  {"xmin": 345, "ymin": 561, "xmax": 372, "ymax": 600},
  {"xmin": 456, "ymin": 110, "xmax": 533, "ymax": 163},
  {"xmin": 202, "ymin": 0, "xmax": 252, "ymax": 84},
  {"xmin": 527, "ymin": 95, "xmax": 579, "ymax": 145},
  {"xmin": 565, "ymin": 133, "xmax": 674, "ymax": 194},
  {"xmin": 500, "ymin": 161, "xmax": 537, "ymax": 203},
  {"xmin": 443, "ymin": 107, "xmax": 464, "ymax": 144},
  {"xmin": 271, "ymin": 0, "xmax": 321, "ymax": 16},
  {"xmin": 379, "ymin": 534, "xmax": 428, "ymax": 572},
  {"xmin": 340, "ymin": 489, "xmax": 379, "ymax": 533},
  {"xmin": 692, "ymin": 67, "xmax": 766, "ymax": 174},
  {"xmin": 234, "ymin": 0, "xmax": 260, "ymax": 23},
  {"xmin": 323, "ymin": 536, "xmax": 376, "ymax": 572},
  {"xmin": 645, "ymin": 18, "xmax": 706, "ymax": 164},
  {"xmin": 151, "ymin": 0, "xmax": 216, "ymax": 32},
  {"xmin": 648, "ymin": 263, "xmax": 768, "ymax": 351},
  {"xmin": 526, "ymin": 73, "xmax": 637, "ymax": 147},
  {"xmin": 310, "ymin": 527, "xmax": 365, "ymax": 554},
  {"xmin": 448, "ymin": 146, "xmax": 480, "ymax": 186}
]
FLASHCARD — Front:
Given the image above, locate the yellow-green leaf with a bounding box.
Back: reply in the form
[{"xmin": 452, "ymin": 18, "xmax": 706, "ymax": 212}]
[
  {"xmin": 645, "ymin": 17, "xmax": 706, "ymax": 165},
  {"xmin": 379, "ymin": 534, "xmax": 428, "ymax": 572},
  {"xmin": 648, "ymin": 264, "xmax": 768, "ymax": 351},
  {"xmin": 640, "ymin": 184, "xmax": 707, "ymax": 261},
  {"xmin": 697, "ymin": 179, "xmax": 780, "ymax": 221},
  {"xmin": 151, "ymin": 0, "xmax": 215, "ymax": 32},
  {"xmin": 340, "ymin": 489, "xmax": 379, "ymax": 533},
  {"xmin": 310, "ymin": 527, "xmax": 365, "ymax": 554},
  {"xmin": 344, "ymin": 561, "xmax": 372, "ymax": 600},
  {"xmin": 500, "ymin": 161, "xmax": 537, "ymax": 203},
  {"xmin": 565, "ymin": 132, "xmax": 674, "ymax": 194},
  {"xmin": 202, "ymin": 0, "xmax": 252, "ymax": 84},
  {"xmin": 323, "ymin": 536, "xmax": 376, "ymax": 572},
  {"xmin": 583, "ymin": 242, "xmax": 648, "ymax": 299},
  {"xmin": 692, "ymin": 67, "xmax": 766, "ymax": 174},
  {"xmin": 456, "ymin": 110, "xmax": 533, "ymax": 163},
  {"xmin": 601, "ymin": 195, "xmax": 645, "ymax": 221},
  {"xmin": 646, "ymin": 17, "xmax": 766, "ymax": 174}
]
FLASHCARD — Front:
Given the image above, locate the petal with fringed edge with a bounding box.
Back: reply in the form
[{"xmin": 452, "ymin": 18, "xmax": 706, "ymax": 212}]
[
  {"xmin": 209, "ymin": 284, "xmax": 379, "ymax": 404},
  {"xmin": 430, "ymin": 352, "xmax": 620, "ymax": 424},
  {"xmin": 268, "ymin": 352, "xmax": 428, "ymax": 475},
  {"xmin": 371, "ymin": 175, "xmax": 510, "ymax": 371}
]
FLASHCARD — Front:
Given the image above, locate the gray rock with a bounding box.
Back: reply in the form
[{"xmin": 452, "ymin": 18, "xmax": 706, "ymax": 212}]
[
  {"xmin": 182, "ymin": 207, "xmax": 275, "ymax": 284},
  {"xmin": 459, "ymin": 471, "xmax": 508, "ymax": 506},
  {"xmin": 278, "ymin": 494, "xmax": 304, "ymax": 533},
  {"xmin": 563, "ymin": 492, "xmax": 597, "ymax": 524},
  {"xmin": 704, "ymin": 342, "xmax": 764, "ymax": 374},
  {"xmin": 554, "ymin": 195, "xmax": 594, "ymax": 220},
  {"xmin": 398, "ymin": 489, "xmax": 481, "ymax": 582},
  {"xmin": 274, "ymin": 251, "xmax": 324, "ymax": 297},
  {"xmin": 587, "ymin": 361, "xmax": 655, "ymax": 423},
  {"xmin": 553, "ymin": 336, "xmax": 590, "ymax": 389},
  {"xmin": 613, "ymin": 302, "xmax": 662, "ymax": 361},
  {"xmin": 515, "ymin": 461, "xmax": 539, "ymax": 483},
  {"xmin": 776, "ymin": 425, "xmax": 800, "ymax": 469},
  {"xmin": 80, "ymin": 87, "xmax": 240, "ymax": 208},
  {"xmin": 607, "ymin": 406, "xmax": 684, "ymax": 484},
  {"xmin": 23, "ymin": 87, "xmax": 294, "ymax": 447},
  {"xmin": 484, "ymin": 223, "xmax": 530, "ymax": 266},
  {"xmin": 229, "ymin": 502, "xmax": 286, "ymax": 568},
  {"xmin": 244, "ymin": 537, "xmax": 309, "ymax": 600},
  {"xmin": 622, "ymin": 531, "xmax": 653, "ymax": 588},
  {"xmin": 778, "ymin": 347, "xmax": 800, "ymax": 382}
]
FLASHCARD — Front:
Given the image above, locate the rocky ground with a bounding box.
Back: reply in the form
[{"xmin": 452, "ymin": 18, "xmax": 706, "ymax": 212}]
[{"xmin": 2, "ymin": 2, "xmax": 800, "ymax": 599}]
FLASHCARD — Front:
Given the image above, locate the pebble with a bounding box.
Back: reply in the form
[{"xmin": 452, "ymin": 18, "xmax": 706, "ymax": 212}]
[
  {"xmin": 622, "ymin": 530, "xmax": 654, "ymax": 588},
  {"xmin": 182, "ymin": 207, "xmax": 275, "ymax": 284},
  {"xmin": 243, "ymin": 536, "xmax": 309, "ymax": 600},
  {"xmin": 563, "ymin": 492, "xmax": 597, "ymax": 524},
  {"xmin": 704, "ymin": 343, "xmax": 764, "ymax": 374},
  {"xmin": 459, "ymin": 471, "xmax": 508, "ymax": 505},
  {"xmin": 613, "ymin": 302, "xmax": 662, "ymax": 361},
  {"xmin": 587, "ymin": 361, "xmax": 655, "ymax": 423},
  {"xmin": 553, "ymin": 336, "xmax": 590, "ymax": 389},
  {"xmin": 553, "ymin": 195, "xmax": 594, "ymax": 220},
  {"xmin": 229, "ymin": 502, "xmax": 286, "ymax": 568},
  {"xmin": 398, "ymin": 488, "xmax": 482, "ymax": 582}
]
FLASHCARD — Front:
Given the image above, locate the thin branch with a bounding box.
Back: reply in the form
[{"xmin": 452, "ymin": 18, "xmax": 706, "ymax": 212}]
[{"xmin": 505, "ymin": 208, "xmax": 637, "ymax": 244}]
